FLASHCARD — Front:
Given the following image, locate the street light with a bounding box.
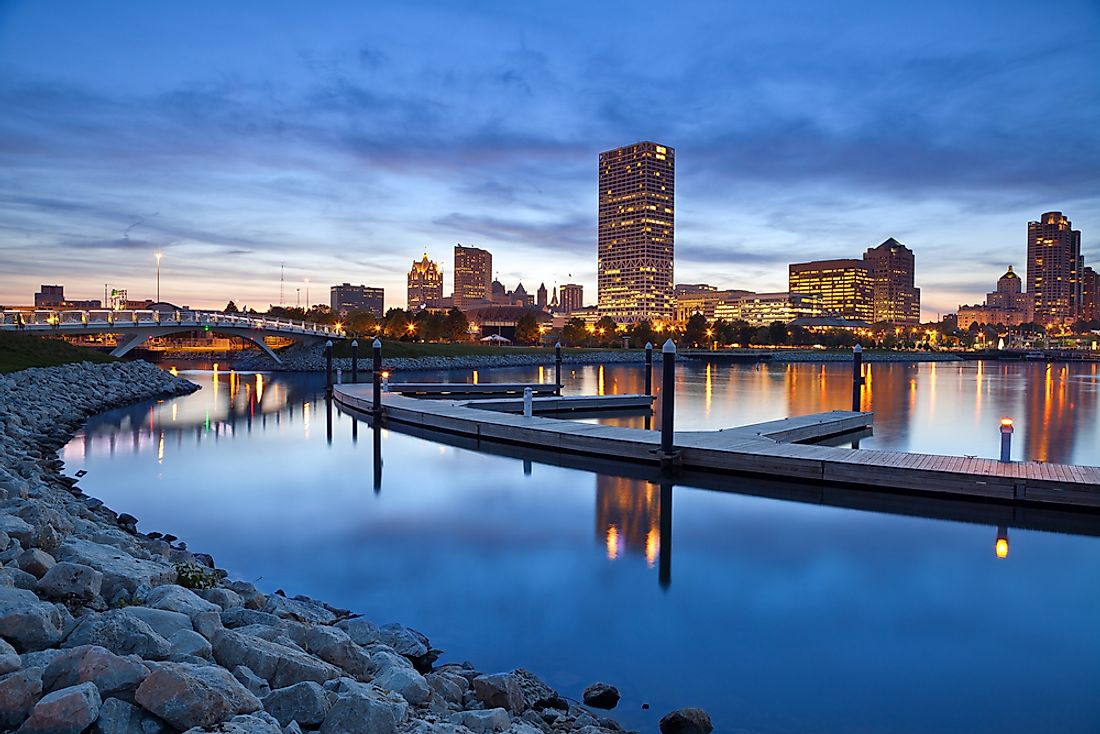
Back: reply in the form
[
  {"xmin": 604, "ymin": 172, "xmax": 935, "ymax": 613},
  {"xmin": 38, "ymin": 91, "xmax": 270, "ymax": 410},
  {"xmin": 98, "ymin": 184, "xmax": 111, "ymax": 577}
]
[
  {"xmin": 304, "ymin": 278, "xmax": 310, "ymax": 310},
  {"xmin": 155, "ymin": 252, "xmax": 163, "ymax": 303}
]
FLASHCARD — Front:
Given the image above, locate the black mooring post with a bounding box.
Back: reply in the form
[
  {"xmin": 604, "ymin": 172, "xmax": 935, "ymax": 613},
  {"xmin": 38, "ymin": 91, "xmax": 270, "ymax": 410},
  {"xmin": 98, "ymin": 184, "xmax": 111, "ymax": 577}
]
[
  {"xmin": 644, "ymin": 341, "xmax": 653, "ymax": 396},
  {"xmin": 325, "ymin": 340, "xmax": 333, "ymax": 393},
  {"xmin": 851, "ymin": 344, "xmax": 863, "ymax": 413},
  {"xmin": 660, "ymin": 338, "xmax": 676, "ymax": 457},
  {"xmin": 351, "ymin": 339, "xmax": 359, "ymax": 384},
  {"xmin": 555, "ymin": 342, "xmax": 562, "ymax": 396},
  {"xmin": 372, "ymin": 338, "xmax": 382, "ymax": 417}
]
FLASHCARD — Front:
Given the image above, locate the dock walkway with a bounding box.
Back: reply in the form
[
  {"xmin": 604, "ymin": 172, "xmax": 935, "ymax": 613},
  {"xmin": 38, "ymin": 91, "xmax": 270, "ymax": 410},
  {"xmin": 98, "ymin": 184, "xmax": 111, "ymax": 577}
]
[{"xmin": 333, "ymin": 385, "xmax": 1100, "ymax": 510}]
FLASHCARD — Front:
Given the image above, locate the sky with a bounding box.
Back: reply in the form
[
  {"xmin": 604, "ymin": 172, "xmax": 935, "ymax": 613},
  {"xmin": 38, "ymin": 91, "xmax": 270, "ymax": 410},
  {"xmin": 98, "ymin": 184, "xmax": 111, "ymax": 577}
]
[{"xmin": 1, "ymin": 0, "xmax": 1098, "ymax": 319}]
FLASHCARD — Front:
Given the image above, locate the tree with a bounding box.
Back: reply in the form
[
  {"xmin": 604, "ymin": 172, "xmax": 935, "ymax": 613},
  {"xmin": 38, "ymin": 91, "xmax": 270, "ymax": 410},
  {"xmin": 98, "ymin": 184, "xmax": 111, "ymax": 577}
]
[
  {"xmin": 683, "ymin": 313, "xmax": 708, "ymax": 347},
  {"xmin": 630, "ymin": 320, "xmax": 654, "ymax": 348},
  {"xmin": 345, "ymin": 309, "xmax": 379, "ymax": 337},
  {"xmin": 444, "ymin": 308, "xmax": 469, "ymax": 343},
  {"xmin": 767, "ymin": 321, "xmax": 788, "ymax": 345},
  {"xmin": 561, "ymin": 318, "xmax": 587, "ymax": 347},
  {"xmin": 594, "ymin": 316, "xmax": 618, "ymax": 346},
  {"xmin": 224, "ymin": 301, "xmax": 239, "ymax": 314},
  {"xmin": 514, "ymin": 313, "xmax": 541, "ymax": 345}
]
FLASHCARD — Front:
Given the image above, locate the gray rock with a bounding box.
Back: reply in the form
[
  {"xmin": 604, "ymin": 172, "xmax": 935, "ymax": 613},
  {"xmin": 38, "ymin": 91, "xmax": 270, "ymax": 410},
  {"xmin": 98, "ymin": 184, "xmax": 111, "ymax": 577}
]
[
  {"xmin": 425, "ymin": 671, "xmax": 467, "ymax": 705},
  {"xmin": 19, "ymin": 680, "xmax": 101, "ymax": 734},
  {"xmin": 472, "ymin": 672, "xmax": 526, "ymax": 713},
  {"xmin": 222, "ymin": 581, "xmax": 265, "ymax": 610},
  {"xmin": 335, "ymin": 617, "xmax": 381, "ymax": 646},
  {"xmin": 449, "ymin": 708, "xmax": 512, "ymax": 733},
  {"xmin": 0, "ymin": 586, "xmax": 63, "ymax": 652},
  {"xmin": 92, "ymin": 696, "xmax": 144, "ymax": 734},
  {"xmin": 117, "ymin": 607, "xmax": 192, "ymax": 640},
  {"xmin": 377, "ymin": 624, "xmax": 429, "ymax": 660},
  {"xmin": 36, "ymin": 560, "xmax": 103, "ymax": 600},
  {"xmin": 147, "ymin": 585, "xmax": 221, "ymax": 619},
  {"xmin": 134, "ymin": 662, "xmax": 262, "ymax": 731},
  {"xmin": 0, "ymin": 516, "xmax": 34, "ymax": 547},
  {"xmin": 261, "ymin": 681, "xmax": 331, "ymax": 727},
  {"xmin": 18, "ymin": 649, "xmax": 67, "ymax": 670},
  {"xmin": 283, "ymin": 623, "xmax": 373, "ymax": 680},
  {"xmin": 63, "ymin": 610, "xmax": 174, "ymax": 660},
  {"xmin": 197, "ymin": 588, "xmax": 243, "ymax": 611},
  {"xmin": 222, "ymin": 608, "xmax": 283, "ymax": 630},
  {"xmin": 0, "ymin": 666, "xmax": 43, "ymax": 730},
  {"xmin": 56, "ymin": 538, "xmax": 175, "ymax": 600},
  {"xmin": 0, "ymin": 530, "xmax": 9, "ymax": 551},
  {"xmin": 319, "ymin": 688, "xmax": 408, "ymax": 734},
  {"xmin": 0, "ymin": 638, "xmax": 19, "ymax": 675},
  {"xmin": 263, "ymin": 595, "xmax": 336, "ymax": 625},
  {"xmin": 513, "ymin": 669, "xmax": 566, "ymax": 711},
  {"xmin": 283, "ymin": 722, "xmax": 304, "ymax": 734},
  {"xmin": 370, "ymin": 650, "xmax": 431, "ymax": 705},
  {"xmin": 581, "ymin": 682, "xmax": 620, "ymax": 710},
  {"xmin": 231, "ymin": 666, "xmax": 270, "ymax": 699},
  {"xmin": 42, "ymin": 645, "xmax": 150, "ymax": 701},
  {"xmin": 15, "ymin": 549, "xmax": 56, "ymax": 579},
  {"xmin": 211, "ymin": 629, "xmax": 342, "ymax": 689},
  {"xmin": 658, "ymin": 707, "xmax": 714, "ymax": 734},
  {"xmin": 2, "ymin": 566, "xmax": 38, "ymax": 591},
  {"xmin": 181, "ymin": 712, "xmax": 283, "ymax": 734},
  {"xmin": 190, "ymin": 610, "xmax": 222, "ymax": 641},
  {"xmin": 169, "ymin": 629, "xmax": 212, "ymax": 659}
]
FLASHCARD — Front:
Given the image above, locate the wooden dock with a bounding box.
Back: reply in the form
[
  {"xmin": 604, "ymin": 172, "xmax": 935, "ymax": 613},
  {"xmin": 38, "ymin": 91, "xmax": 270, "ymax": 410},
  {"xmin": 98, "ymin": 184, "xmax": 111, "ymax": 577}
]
[
  {"xmin": 333, "ymin": 385, "xmax": 1100, "ymax": 510},
  {"xmin": 384, "ymin": 382, "xmax": 561, "ymax": 398},
  {"xmin": 472, "ymin": 394, "xmax": 653, "ymax": 414}
]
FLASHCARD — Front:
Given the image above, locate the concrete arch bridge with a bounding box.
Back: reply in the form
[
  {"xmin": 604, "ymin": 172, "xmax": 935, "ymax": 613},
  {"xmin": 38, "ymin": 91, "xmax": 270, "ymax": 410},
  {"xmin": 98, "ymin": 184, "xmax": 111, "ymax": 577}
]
[{"xmin": 0, "ymin": 309, "xmax": 341, "ymax": 364}]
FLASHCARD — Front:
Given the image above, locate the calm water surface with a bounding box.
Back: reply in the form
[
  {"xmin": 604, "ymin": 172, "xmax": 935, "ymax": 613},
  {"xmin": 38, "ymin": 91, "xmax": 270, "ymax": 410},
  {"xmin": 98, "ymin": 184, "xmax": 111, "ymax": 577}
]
[{"xmin": 63, "ymin": 361, "xmax": 1100, "ymax": 733}]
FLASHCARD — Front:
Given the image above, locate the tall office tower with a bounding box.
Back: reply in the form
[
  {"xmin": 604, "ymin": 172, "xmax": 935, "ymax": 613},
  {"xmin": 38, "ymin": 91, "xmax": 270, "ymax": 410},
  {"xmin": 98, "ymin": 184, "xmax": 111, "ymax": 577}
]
[
  {"xmin": 407, "ymin": 254, "xmax": 444, "ymax": 311},
  {"xmin": 1027, "ymin": 211, "xmax": 1083, "ymax": 324},
  {"xmin": 597, "ymin": 141, "xmax": 675, "ymax": 323},
  {"xmin": 560, "ymin": 284, "xmax": 584, "ymax": 314},
  {"xmin": 788, "ymin": 259, "xmax": 873, "ymax": 321},
  {"xmin": 1083, "ymin": 266, "xmax": 1098, "ymax": 322},
  {"xmin": 863, "ymin": 238, "xmax": 921, "ymax": 325},
  {"xmin": 537, "ymin": 283, "xmax": 548, "ymax": 310},
  {"xmin": 330, "ymin": 283, "xmax": 384, "ymax": 317},
  {"xmin": 453, "ymin": 244, "xmax": 492, "ymax": 308}
]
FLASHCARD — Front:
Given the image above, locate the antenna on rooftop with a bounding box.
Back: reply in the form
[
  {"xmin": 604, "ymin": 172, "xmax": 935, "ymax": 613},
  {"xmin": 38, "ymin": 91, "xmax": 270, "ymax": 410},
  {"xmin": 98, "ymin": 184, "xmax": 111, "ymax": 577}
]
[{"xmin": 280, "ymin": 263, "xmax": 285, "ymax": 306}]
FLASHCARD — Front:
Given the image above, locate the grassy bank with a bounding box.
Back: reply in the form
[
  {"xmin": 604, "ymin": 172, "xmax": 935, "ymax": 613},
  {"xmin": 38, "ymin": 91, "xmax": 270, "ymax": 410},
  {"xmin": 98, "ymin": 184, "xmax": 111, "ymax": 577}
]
[
  {"xmin": 0, "ymin": 332, "xmax": 115, "ymax": 373},
  {"xmin": 332, "ymin": 340, "xmax": 623, "ymax": 359}
]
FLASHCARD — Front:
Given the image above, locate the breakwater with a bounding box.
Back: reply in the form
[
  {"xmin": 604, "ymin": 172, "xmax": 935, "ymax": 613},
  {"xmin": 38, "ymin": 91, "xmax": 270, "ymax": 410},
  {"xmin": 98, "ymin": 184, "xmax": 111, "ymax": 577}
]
[{"xmin": 0, "ymin": 362, "xmax": 668, "ymax": 734}]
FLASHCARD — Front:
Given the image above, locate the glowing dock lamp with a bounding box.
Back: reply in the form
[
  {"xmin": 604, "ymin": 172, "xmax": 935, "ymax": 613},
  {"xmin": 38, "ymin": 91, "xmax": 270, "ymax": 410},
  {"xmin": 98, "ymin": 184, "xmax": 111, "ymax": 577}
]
[
  {"xmin": 995, "ymin": 525, "xmax": 1009, "ymax": 559},
  {"xmin": 999, "ymin": 418, "xmax": 1014, "ymax": 463}
]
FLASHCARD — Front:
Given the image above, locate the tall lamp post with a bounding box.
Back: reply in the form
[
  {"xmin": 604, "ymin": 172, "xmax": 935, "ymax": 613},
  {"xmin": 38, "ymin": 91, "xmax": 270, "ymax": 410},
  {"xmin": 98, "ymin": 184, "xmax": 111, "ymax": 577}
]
[
  {"xmin": 304, "ymin": 278, "xmax": 310, "ymax": 311},
  {"xmin": 155, "ymin": 252, "xmax": 163, "ymax": 303}
]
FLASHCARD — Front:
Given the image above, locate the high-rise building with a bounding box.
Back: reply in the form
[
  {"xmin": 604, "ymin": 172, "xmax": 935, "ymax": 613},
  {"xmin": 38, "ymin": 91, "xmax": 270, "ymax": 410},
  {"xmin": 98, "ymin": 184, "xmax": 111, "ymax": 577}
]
[
  {"xmin": 863, "ymin": 238, "xmax": 920, "ymax": 324},
  {"xmin": 597, "ymin": 141, "xmax": 675, "ymax": 323},
  {"xmin": 713, "ymin": 292, "xmax": 823, "ymax": 326},
  {"xmin": 453, "ymin": 244, "xmax": 492, "ymax": 308},
  {"xmin": 407, "ymin": 254, "xmax": 444, "ymax": 311},
  {"xmin": 33, "ymin": 285, "xmax": 100, "ymax": 309},
  {"xmin": 956, "ymin": 266, "xmax": 1034, "ymax": 329},
  {"xmin": 1083, "ymin": 266, "xmax": 1098, "ymax": 322},
  {"xmin": 330, "ymin": 283, "xmax": 384, "ymax": 317},
  {"xmin": 537, "ymin": 283, "xmax": 548, "ymax": 310},
  {"xmin": 1027, "ymin": 211, "xmax": 1083, "ymax": 324},
  {"xmin": 788, "ymin": 259, "xmax": 873, "ymax": 322},
  {"xmin": 560, "ymin": 284, "xmax": 584, "ymax": 314}
]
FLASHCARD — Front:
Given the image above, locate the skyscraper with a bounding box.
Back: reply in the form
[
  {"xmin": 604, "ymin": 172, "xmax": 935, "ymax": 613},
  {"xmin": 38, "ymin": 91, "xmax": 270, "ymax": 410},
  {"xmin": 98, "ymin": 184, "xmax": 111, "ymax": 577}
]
[
  {"xmin": 536, "ymin": 283, "xmax": 548, "ymax": 310},
  {"xmin": 597, "ymin": 141, "xmax": 674, "ymax": 323},
  {"xmin": 330, "ymin": 283, "xmax": 384, "ymax": 317},
  {"xmin": 407, "ymin": 254, "xmax": 444, "ymax": 311},
  {"xmin": 560, "ymin": 284, "xmax": 583, "ymax": 314},
  {"xmin": 453, "ymin": 244, "xmax": 492, "ymax": 309},
  {"xmin": 1083, "ymin": 266, "xmax": 1098, "ymax": 322},
  {"xmin": 863, "ymin": 238, "xmax": 921, "ymax": 324},
  {"xmin": 1027, "ymin": 211, "xmax": 1083, "ymax": 324},
  {"xmin": 788, "ymin": 259, "xmax": 873, "ymax": 322}
]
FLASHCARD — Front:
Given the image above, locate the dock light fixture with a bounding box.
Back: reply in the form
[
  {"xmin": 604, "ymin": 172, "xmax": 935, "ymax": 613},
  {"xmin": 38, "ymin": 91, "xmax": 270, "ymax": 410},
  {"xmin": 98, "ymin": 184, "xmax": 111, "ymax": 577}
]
[{"xmin": 999, "ymin": 418, "xmax": 1014, "ymax": 463}]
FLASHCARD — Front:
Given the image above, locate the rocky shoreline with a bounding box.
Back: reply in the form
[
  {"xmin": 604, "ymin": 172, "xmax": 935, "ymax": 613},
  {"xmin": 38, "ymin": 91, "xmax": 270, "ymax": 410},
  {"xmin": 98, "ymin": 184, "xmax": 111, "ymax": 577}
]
[{"xmin": 0, "ymin": 361, "xmax": 711, "ymax": 734}]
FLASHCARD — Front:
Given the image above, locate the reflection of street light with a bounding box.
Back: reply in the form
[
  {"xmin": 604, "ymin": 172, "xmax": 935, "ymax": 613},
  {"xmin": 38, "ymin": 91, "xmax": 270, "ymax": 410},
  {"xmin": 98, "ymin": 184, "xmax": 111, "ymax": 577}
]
[
  {"xmin": 995, "ymin": 525, "xmax": 1009, "ymax": 558},
  {"xmin": 155, "ymin": 252, "xmax": 163, "ymax": 303}
]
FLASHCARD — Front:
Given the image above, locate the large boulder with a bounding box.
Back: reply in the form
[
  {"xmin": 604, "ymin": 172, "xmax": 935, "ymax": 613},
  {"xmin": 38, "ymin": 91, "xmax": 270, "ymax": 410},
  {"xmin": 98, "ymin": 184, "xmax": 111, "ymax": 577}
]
[
  {"xmin": 425, "ymin": 671, "xmax": 467, "ymax": 705},
  {"xmin": 370, "ymin": 649, "xmax": 431, "ymax": 705},
  {"xmin": 42, "ymin": 645, "xmax": 150, "ymax": 701},
  {"xmin": 582, "ymin": 682, "xmax": 620, "ymax": 710},
  {"xmin": 319, "ymin": 687, "xmax": 408, "ymax": 734},
  {"xmin": 181, "ymin": 712, "xmax": 283, "ymax": 734},
  {"xmin": 0, "ymin": 667, "xmax": 43, "ymax": 730},
  {"xmin": 134, "ymin": 662, "xmax": 261, "ymax": 731},
  {"xmin": 335, "ymin": 617, "xmax": 380, "ymax": 646},
  {"xmin": 0, "ymin": 516, "xmax": 34, "ymax": 547},
  {"xmin": 36, "ymin": 561, "xmax": 103, "ymax": 601},
  {"xmin": 92, "ymin": 696, "xmax": 146, "ymax": 734},
  {"xmin": 231, "ymin": 666, "xmax": 270, "ymax": 699},
  {"xmin": 63, "ymin": 610, "xmax": 174, "ymax": 660},
  {"xmin": 211, "ymin": 629, "xmax": 342, "ymax": 689},
  {"xmin": 15, "ymin": 549, "xmax": 55, "ymax": 579},
  {"xmin": 169, "ymin": 629, "xmax": 212, "ymax": 659},
  {"xmin": 0, "ymin": 639, "xmax": 19, "ymax": 675},
  {"xmin": 261, "ymin": 681, "xmax": 331, "ymax": 727},
  {"xmin": 19, "ymin": 681, "xmax": 101, "ymax": 734},
  {"xmin": 262, "ymin": 595, "xmax": 336, "ymax": 625},
  {"xmin": 283, "ymin": 623, "xmax": 373, "ymax": 681},
  {"xmin": 659, "ymin": 707, "xmax": 714, "ymax": 734},
  {"xmin": 448, "ymin": 708, "xmax": 512, "ymax": 733},
  {"xmin": 147, "ymin": 585, "xmax": 221, "ymax": 619},
  {"xmin": 472, "ymin": 672, "xmax": 526, "ymax": 713},
  {"xmin": 56, "ymin": 538, "xmax": 175, "ymax": 599},
  {"xmin": 221, "ymin": 608, "xmax": 283, "ymax": 630},
  {"xmin": 197, "ymin": 587, "xmax": 243, "ymax": 611},
  {"xmin": 117, "ymin": 607, "xmax": 192, "ymax": 640},
  {"xmin": 0, "ymin": 586, "xmax": 63, "ymax": 652}
]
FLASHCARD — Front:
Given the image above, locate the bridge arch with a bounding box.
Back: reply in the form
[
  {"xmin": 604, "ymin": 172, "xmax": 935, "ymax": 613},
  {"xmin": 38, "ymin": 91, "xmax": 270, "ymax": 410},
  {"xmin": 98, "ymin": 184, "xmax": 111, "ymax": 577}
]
[{"xmin": 109, "ymin": 326, "xmax": 326, "ymax": 364}]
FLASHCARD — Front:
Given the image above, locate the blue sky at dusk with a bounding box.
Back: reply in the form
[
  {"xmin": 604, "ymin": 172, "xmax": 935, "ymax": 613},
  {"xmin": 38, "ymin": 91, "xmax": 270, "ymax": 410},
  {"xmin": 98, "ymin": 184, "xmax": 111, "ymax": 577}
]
[{"xmin": 1, "ymin": 0, "xmax": 1097, "ymax": 318}]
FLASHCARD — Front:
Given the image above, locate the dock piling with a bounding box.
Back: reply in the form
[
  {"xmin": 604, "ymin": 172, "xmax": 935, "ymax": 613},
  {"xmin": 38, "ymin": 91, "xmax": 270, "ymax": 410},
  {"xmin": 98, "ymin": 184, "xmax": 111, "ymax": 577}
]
[
  {"xmin": 661, "ymin": 339, "xmax": 676, "ymax": 457},
  {"xmin": 325, "ymin": 340, "xmax": 333, "ymax": 393},
  {"xmin": 523, "ymin": 387, "xmax": 533, "ymax": 418},
  {"xmin": 645, "ymin": 341, "xmax": 653, "ymax": 396},
  {"xmin": 851, "ymin": 344, "xmax": 863, "ymax": 412},
  {"xmin": 555, "ymin": 342, "xmax": 562, "ymax": 396},
  {"xmin": 373, "ymin": 338, "xmax": 383, "ymax": 417},
  {"xmin": 1000, "ymin": 418, "xmax": 1014, "ymax": 462},
  {"xmin": 351, "ymin": 339, "xmax": 359, "ymax": 384}
]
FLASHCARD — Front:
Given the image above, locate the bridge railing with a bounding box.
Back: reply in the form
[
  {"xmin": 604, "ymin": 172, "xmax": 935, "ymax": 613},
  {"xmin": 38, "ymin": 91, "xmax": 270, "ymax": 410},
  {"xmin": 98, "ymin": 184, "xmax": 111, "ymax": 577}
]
[{"xmin": 0, "ymin": 309, "xmax": 339, "ymax": 337}]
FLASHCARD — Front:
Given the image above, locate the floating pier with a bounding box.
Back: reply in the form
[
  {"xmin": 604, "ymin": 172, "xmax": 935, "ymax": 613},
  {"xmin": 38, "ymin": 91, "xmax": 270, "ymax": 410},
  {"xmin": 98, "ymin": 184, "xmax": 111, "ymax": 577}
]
[{"xmin": 333, "ymin": 384, "xmax": 1100, "ymax": 510}]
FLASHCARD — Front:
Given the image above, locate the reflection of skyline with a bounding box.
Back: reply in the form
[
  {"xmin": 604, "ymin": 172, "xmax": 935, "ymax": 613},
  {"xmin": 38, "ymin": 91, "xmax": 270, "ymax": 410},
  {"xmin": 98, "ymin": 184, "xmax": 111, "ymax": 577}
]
[
  {"xmin": 1022, "ymin": 363, "xmax": 1094, "ymax": 464},
  {"xmin": 595, "ymin": 474, "xmax": 660, "ymax": 568}
]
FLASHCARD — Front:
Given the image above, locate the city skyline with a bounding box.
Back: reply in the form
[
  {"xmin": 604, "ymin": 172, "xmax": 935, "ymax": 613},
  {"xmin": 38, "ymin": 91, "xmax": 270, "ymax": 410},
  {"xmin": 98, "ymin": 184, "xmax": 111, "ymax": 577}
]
[{"xmin": 0, "ymin": 1, "xmax": 1097, "ymax": 318}]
